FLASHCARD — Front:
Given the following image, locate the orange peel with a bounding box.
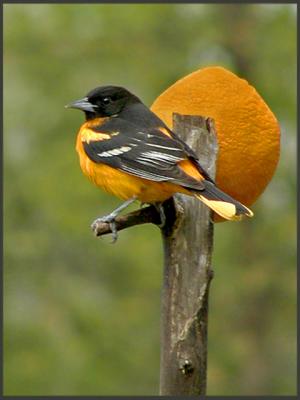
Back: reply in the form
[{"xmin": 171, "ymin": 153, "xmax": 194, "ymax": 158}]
[{"xmin": 151, "ymin": 66, "xmax": 280, "ymax": 219}]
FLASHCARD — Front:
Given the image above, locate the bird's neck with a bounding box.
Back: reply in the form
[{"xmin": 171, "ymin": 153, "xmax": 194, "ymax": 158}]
[{"xmin": 118, "ymin": 102, "xmax": 163, "ymax": 129}]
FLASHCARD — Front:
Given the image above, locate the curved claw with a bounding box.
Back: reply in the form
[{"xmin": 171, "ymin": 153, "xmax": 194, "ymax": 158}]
[{"xmin": 109, "ymin": 220, "xmax": 118, "ymax": 243}]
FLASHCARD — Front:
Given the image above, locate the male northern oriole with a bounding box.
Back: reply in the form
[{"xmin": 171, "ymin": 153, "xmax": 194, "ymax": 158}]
[{"xmin": 66, "ymin": 85, "xmax": 253, "ymax": 241}]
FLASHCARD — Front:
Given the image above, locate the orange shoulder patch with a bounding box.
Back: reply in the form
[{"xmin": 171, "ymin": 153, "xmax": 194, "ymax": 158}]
[
  {"xmin": 79, "ymin": 117, "xmax": 117, "ymax": 143},
  {"xmin": 80, "ymin": 128, "xmax": 111, "ymax": 144}
]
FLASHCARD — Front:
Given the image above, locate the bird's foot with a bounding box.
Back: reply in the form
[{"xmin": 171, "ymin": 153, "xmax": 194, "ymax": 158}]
[
  {"xmin": 91, "ymin": 196, "xmax": 137, "ymax": 243},
  {"xmin": 91, "ymin": 214, "xmax": 118, "ymax": 243}
]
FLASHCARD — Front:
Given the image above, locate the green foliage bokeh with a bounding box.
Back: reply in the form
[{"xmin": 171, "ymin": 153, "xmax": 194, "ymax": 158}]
[{"xmin": 3, "ymin": 3, "xmax": 296, "ymax": 395}]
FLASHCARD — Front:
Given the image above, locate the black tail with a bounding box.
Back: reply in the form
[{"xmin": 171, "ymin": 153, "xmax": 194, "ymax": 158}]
[{"xmin": 193, "ymin": 180, "xmax": 254, "ymax": 221}]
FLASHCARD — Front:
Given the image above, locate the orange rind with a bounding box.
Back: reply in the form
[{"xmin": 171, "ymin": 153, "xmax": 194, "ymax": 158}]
[{"xmin": 151, "ymin": 66, "xmax": 280, "ymax": 219}]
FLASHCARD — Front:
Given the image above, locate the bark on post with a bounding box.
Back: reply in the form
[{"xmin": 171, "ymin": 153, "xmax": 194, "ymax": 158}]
[{"xmin": 159, "ymin": 114, "xmax": 218, "ymax": 395}]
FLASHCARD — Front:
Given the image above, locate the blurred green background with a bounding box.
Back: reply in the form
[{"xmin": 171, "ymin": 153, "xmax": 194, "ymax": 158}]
[{"xmin": 3, "ymin": 3, "xmax": 296, "ymax": 396}]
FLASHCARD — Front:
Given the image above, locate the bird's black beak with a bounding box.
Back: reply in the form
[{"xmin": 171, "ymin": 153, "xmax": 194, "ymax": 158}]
[{"xmin": 65, "ymin": 97, "xmax": 97, "ymax": 112}]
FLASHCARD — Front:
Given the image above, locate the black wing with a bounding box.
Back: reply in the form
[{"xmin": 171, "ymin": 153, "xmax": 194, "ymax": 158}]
[{"xmin": 83, "ymin": 118, "xmax": 206, "ymax": 190}]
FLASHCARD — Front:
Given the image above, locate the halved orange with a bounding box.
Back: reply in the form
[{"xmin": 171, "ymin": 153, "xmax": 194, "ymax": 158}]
[{"xmin": 151, "ymin": 66, "xmax": 280, "ymax": 218}]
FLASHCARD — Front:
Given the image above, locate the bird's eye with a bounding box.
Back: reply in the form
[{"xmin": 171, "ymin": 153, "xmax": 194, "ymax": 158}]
[{"xmin": 102, "ymin": 97, "xmax": 111, "ymax": 105}]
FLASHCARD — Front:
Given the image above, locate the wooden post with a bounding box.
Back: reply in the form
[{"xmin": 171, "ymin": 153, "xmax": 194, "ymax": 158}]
[
  {"xmin": 159, "ymin": 114, "xmax": 218, "ymax": 395},
  {"xmin": 91, "ymin": 114, "xmax": 218, "ymax": 395}
]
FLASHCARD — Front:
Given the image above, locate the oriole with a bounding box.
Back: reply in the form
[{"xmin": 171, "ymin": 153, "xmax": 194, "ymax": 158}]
[{"xmin": 66, "ymin": 85, "xmax": 253, "ymax": 241}]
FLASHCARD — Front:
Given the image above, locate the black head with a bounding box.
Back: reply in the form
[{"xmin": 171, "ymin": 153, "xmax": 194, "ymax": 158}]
[{"xmin": 66, "ymin": 85, "xmax": 141, "ymax": 120}]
